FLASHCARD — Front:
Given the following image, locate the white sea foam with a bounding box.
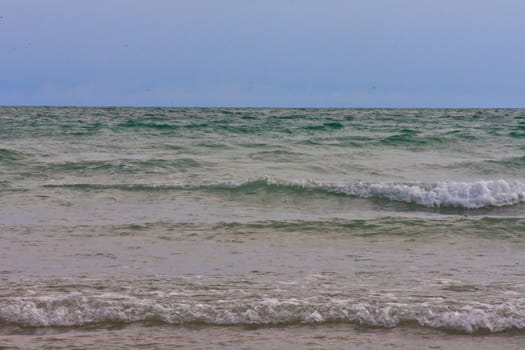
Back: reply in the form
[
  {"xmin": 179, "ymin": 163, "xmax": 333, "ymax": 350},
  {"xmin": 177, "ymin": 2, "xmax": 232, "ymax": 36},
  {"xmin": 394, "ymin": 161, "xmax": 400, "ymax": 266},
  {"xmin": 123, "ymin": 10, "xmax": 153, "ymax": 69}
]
[
  {"xmin": 258, "ymin": 177, "xmax": 525, "ymax": 209},
  {"xmin": 331, "ymin": 179, "xmax": 525, "ymax": 209},
  {"xmin": 2, "ymin": 296, "xmax": 524, "ymax": 333}
]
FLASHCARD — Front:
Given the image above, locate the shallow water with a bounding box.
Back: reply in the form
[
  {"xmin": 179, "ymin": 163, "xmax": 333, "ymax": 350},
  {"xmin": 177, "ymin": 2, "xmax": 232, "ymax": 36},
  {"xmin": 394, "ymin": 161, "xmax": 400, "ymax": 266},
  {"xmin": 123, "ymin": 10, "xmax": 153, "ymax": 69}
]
[
  {"xmin": 1, "ymin": 107, "xmax": 524, "ymax": 348},
  {"xmin": 3, "ymin": 324, "xmax": 525, "ymax": 350}
]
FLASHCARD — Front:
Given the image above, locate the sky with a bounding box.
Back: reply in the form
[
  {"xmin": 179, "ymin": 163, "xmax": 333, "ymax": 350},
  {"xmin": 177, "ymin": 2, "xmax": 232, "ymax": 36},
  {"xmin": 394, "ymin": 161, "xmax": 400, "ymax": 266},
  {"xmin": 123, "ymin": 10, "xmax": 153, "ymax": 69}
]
[{"xmin": 1, "ymin": 0, "xmax": 524, "ymax": 107}]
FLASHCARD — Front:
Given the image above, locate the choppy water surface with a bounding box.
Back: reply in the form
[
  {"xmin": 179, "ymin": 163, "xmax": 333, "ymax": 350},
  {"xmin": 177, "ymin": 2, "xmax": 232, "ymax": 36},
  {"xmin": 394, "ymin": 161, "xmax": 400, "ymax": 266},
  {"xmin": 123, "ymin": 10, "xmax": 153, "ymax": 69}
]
[{"xmin": 1, "ymin": 107, "xmax": 524, "ymax": 349}]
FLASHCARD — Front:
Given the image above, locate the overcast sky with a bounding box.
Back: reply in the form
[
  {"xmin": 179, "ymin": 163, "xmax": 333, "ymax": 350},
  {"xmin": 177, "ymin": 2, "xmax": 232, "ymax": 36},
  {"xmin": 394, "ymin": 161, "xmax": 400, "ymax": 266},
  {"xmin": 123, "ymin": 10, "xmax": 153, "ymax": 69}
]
[{"xmin": 1, "ymin": 0, "xmax": 524, "ymax": 107}]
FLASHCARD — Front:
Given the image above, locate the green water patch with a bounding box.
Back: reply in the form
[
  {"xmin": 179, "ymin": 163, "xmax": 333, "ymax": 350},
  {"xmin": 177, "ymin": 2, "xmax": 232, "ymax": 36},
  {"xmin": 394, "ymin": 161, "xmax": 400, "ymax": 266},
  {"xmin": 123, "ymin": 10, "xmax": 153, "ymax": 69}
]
[
  {"xmin": 50, "ymin": 216, "xmax": 525, "ymax": 242},
  {"xmin": 448, "ymin": 156, "xmax": 525, "ymax": 175},
  {"xmin": 298, "ymin": 135, "xmax": 373, "ymax": 147},
  {"xmin": 142, "ymin": 112, "xmax": 167, "ymax": 118},
  {"xmin": 302, "ymin": 122, "xmax": 344, "ymax": 132},
  {"xmin": 397, "ymin": 128, "xmax": 418, "ymax": 135},
  {"xmin": 444, "ymin": 129, "xmax": 477, "ymax": 141},
  {"xmin": 0, "ymin": 179, "xmax": 11, "ymax": 189},
  {"xmin": 117, "ymin": 120, "xmax": 180, "ymax": 131},
  {"xmin": 237, "ymin": 142, "xmax": 273, "ymax": 148},
  {"xmin": 441, "ymin": 284, "xmax": 480, "ymax": 292},
  {"xmin": 509, "ymin": 131, "xmax": 525, "ymax": 138},
  {"xmin": 41, "ymin": 183, "xmax": 185, "ymax": 192},
  {"xmin": 274, "ymin": 113, "xmax": 309, "ymax": 120},
  {"xmin": 248, "ymin": 149, "xmax": 308, "ymax": 162},
  {"xmin": 456, "ymin": 216, "xmax": 525, "ymax": 238},
  {"xmin": 217, "ymin": 124, "xmax": 265, "ymax": 134},
  {"xmin": 221, "ymin": 216, "xmax": 525, "ymax": 239},
  {"xmin": 59, "ymin": 122, "xmax": 104, "ymax": 136},
  {"xmin": 379, "ymin": 133, "xmax": 445, "ymax": 148},
  {"xmin": 183, "ymin": 122, "xmax": 212, "ymax": 130},
  {"xmin": 0, "ymin": 148, "xmax": 26, "ymax": 164},
  {"xmin": 194, "ymin": 141, "xmax": 233, "ymax": 149},
  {"xmin": 34, "ymin": 158, "xmax": 204, "ymax": 176},
  {"xmin": 485, "ymin": 156, "xmax": 525, "ymax": 169}
]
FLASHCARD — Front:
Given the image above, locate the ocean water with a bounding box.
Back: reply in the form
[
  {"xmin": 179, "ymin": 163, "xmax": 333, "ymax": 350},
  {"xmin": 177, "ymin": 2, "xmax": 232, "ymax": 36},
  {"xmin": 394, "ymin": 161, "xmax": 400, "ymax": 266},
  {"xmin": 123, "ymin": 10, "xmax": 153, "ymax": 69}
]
[{"xmin": 1, "ymin": 107, "xmax": 524, "ymax": 349}]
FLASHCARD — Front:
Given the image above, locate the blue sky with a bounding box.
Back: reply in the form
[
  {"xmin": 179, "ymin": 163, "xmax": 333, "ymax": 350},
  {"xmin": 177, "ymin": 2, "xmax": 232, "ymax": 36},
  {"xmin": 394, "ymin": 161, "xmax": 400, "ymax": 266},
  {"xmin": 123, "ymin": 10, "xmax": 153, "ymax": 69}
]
[{"xmin": 1, "ymin": 0, "xmax": 524, "ymax": 107}]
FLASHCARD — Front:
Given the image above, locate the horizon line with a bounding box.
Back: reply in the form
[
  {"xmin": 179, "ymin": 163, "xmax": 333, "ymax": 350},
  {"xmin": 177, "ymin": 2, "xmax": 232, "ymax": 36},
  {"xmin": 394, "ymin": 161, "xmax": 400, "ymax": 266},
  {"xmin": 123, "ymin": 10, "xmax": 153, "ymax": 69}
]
[{"xmin": 1, "ymin": 105, "xmax": 523, "ymax": 109}]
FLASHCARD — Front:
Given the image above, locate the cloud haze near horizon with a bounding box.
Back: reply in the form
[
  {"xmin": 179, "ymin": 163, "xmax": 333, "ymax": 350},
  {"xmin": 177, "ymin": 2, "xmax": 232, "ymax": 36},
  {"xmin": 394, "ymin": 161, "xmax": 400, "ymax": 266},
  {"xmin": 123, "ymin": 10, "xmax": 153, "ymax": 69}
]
[{"xmin": 1, "ymin": 0, "xmax": 524, "ymax": 107}]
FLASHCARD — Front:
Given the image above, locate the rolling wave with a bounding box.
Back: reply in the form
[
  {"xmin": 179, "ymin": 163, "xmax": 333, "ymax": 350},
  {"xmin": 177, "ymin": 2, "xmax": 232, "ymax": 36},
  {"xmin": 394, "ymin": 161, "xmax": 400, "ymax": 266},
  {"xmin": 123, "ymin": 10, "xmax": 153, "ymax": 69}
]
[
  {"xmin": 1, "ymin": 294, "xmax": 523, "ymax": 333},
  {"xmin": 43, "ymin": 178, "xmax": 525, "ymax": 209}
]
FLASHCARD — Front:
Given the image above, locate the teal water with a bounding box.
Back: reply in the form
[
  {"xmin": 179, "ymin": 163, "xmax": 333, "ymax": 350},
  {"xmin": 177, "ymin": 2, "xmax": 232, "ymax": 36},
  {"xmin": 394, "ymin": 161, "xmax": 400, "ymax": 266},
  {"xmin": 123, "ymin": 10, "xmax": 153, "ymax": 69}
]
[{"xmin": 1, "ymin": 108, "xmax": 525, "ymax": 348}]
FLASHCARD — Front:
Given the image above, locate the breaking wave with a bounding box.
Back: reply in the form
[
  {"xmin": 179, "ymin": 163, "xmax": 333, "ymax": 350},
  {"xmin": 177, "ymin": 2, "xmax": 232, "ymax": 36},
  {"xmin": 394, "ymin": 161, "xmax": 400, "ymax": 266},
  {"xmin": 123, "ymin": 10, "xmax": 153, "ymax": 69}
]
[
  {"xmin": 43, "ymin": 178, "xmax": 525, "ymax": 209},
  {"xmin": 328, "ymin": 179, "xmax": 525, "ymax": 209},
  {"xmin": 1, "ymin": 295, "xmax": 524, "ymax": 333}
]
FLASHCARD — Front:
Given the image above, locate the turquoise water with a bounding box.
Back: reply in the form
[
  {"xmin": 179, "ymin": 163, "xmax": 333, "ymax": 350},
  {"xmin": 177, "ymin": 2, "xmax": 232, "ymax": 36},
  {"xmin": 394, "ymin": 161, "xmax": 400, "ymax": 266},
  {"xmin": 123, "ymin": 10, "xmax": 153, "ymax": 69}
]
[{"xmin": 1, "ymin": 107, "xmax": 524, "ymax": 348}]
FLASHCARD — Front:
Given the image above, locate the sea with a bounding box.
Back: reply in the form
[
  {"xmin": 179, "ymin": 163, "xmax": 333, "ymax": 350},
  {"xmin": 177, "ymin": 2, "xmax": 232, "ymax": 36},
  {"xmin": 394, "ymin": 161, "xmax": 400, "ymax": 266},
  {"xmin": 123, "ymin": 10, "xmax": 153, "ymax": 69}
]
[{"xmin": 0, "ymin": 107, "xmax": 524, "ymax": 349}]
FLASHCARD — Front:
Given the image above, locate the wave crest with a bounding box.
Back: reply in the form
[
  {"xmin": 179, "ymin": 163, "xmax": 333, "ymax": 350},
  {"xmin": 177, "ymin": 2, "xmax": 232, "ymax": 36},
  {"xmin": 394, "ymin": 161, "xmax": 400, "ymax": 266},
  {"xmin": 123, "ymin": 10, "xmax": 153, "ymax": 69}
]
[
  {"xmin": 42, "ymin": 178, "xmax": 525, "ymax": 209},
  {"xmin": 331, "ymin": 179, "xmax": 525, "ymax": 209},
  {"xmin": 1, "ymin": 296, "xmax": 524, "ymax": 333},
  {"xmin": 237, "ymin": 178, "xmax": 525, "ymax": 209}
]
